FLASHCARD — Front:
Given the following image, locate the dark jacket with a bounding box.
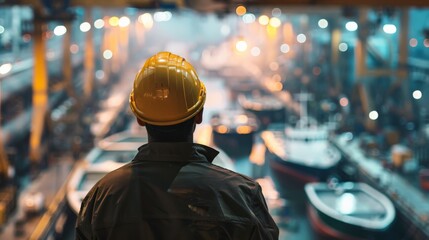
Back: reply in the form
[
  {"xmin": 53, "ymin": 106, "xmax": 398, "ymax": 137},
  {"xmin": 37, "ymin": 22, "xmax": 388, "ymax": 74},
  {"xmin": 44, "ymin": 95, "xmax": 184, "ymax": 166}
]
[{"xmin": 76, "ymin": 142, "xmax": 279, "ymax": 239}]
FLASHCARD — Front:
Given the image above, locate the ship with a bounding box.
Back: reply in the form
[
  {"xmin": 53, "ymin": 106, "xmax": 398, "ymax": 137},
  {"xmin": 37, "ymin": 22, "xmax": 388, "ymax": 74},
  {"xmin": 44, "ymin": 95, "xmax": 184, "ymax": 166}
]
[
  {"xmin": 305, "ymin": 182, "xmax": 396, "ymax": 239},
  {"xmin": 261, "ymin": 93, "xmax": 342, "ymax": 196},
  {"xmin": 210, "ymin": 109, "xmax": 259, "ymax": 157},
  {"xmin": 238, "ymin": 92, "xmax": 287, "ymax": 129}
]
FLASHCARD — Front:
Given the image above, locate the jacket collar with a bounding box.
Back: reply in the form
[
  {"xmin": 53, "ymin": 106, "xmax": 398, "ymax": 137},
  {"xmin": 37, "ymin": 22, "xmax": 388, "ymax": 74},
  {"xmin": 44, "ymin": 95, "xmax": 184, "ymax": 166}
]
[{"xmin": 135, "ymin": 142, "xmax": 219, "ymax": 163}]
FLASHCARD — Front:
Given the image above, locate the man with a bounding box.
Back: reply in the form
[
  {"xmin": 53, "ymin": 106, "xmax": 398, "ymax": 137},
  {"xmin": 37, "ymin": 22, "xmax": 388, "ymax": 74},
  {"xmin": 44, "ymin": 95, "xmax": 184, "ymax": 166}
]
[{"xmin": 76, "ymin": 52, "xmax": 279, "ymax": 239}]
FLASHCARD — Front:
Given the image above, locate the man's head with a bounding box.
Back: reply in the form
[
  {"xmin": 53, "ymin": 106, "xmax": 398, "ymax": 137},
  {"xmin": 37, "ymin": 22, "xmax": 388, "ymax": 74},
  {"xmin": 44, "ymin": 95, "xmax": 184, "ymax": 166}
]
[{"xmin": 129, "ymin": 52, "xmax": 206, "ymax": 142}]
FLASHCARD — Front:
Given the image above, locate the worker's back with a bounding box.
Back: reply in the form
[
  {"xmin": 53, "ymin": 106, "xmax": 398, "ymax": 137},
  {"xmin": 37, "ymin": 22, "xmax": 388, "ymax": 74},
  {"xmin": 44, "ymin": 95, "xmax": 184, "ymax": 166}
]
[{"xmin": 76, "ymin": 142, "xmax": 279, "ymax": 240}]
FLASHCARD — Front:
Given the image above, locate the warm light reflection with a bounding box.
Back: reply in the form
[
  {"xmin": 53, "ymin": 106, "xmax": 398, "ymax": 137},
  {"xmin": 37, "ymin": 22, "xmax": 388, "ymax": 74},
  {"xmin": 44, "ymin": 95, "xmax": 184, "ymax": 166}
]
[
  {"xmin": 235, "ymin": 6, "xmax": 246, "ymax": 16},
  {"xmin": 139, "ymin": 13, "xmax": 154, "ymax": 29},
  {"xmin": 216, "ymin": 125, "xmax": 228, "ymax": 134},
  {"xmin": 266, "ymin": 81, "xmax": 283, "ymax": 92},
  {"xmin": 109, "ymin": 16, "xmax": 119, "ymax": 27},
  {"xmin": 237, "ymin": 126, "xmax": 252, "ymax": 134},
  {"xmin": 266, "ymin": 25, "xmax": 278, "ymax": 39},
  {"xmin": 258, "ymin": 15, "xmax": 269, "ymax": 25},
  {"xmin": 282, "ymin": 22, "xmax": 294, "ymax": 44},
  {"xmin": 269, "ymin": 17, "xmax": 281, "ymax": 28},
  {"xmin": 236, "ymin": 40, "xmax": 248, "ymax": 52},
  {"xmin": 272, "ymin": 74, "xmax": 281, "ymax": 81}
]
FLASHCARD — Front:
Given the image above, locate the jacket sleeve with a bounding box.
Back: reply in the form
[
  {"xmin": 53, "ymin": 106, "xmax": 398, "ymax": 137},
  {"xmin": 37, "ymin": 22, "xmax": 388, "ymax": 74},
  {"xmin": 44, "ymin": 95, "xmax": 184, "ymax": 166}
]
[
  {"xmin": 251, "ymin": 183, "xmax": 279, "ymax": 240},
  {"xmin": 75, "ymin": 187, "xmax": 98, "ymax": 240}
]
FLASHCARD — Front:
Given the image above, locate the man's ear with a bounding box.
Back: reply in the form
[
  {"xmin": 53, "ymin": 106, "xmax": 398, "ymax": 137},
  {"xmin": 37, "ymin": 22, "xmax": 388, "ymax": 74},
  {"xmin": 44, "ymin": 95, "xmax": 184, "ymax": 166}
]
[
  {"xmin": 194, "ymin": 108, "xmax": 204, "ymax": 124},
  {"xmin": 137, "ymin": 118, "xmax": 146, "ymax": 126}
]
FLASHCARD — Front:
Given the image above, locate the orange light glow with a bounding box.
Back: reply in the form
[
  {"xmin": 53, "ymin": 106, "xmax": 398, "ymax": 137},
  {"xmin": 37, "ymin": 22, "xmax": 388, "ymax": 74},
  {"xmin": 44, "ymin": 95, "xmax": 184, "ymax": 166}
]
[
  {"xmin": 266, "ymin": 81, "xmax": 283, "ymax": 92},
  {"xmin": 272, "ymin": 74, "xmax": 281, "ymax": 82},
  {"xmin": 235, "ymin": 6, "xmax": 247, "ymax": 16},
  {"xmin": 237, "ymin": 126, "xmax": 252, "ymax": 134},
  {"xmin": 282, "ymin": 22, "xmax": 294, "ymax": 44},
  {"xmin": 216, "ymin": 125, "xmax": 228, "ymax": 134}
]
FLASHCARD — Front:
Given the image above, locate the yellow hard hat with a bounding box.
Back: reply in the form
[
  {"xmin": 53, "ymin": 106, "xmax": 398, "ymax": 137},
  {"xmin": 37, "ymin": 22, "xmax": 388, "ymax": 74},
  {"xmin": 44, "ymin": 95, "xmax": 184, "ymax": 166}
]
[{"xmin": 129, "ymin": 52, "xmax": 206, "ymax": 126}]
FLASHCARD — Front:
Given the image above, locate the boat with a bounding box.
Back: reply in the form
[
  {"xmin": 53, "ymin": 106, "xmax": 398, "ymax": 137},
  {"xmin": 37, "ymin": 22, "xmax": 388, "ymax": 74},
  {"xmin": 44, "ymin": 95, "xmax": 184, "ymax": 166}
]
[
  {"xmin": 305, "ymin": 182, "xmax": 396, "ymax": 239},
  {"xmin": 261, "ymin": 93, "xmax": 342, "ymax": 195},
  {"xmin": 210, "ymin": 109, "xmax": 259, "ymax": 157},
  {"xmin": 67, "ymin": 127, "xmax": 236, "ymax": 215},
  {"xmin": 238, "ymin": 92, "xmax": 287, "ymax": 129}
]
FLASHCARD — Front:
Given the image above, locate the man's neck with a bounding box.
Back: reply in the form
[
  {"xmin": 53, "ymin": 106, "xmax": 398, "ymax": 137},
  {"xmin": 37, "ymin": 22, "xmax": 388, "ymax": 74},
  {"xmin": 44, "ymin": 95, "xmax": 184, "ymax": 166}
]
[{"xmin": 148, "ymin": 135, "xmax": 193, "ymax": 143}]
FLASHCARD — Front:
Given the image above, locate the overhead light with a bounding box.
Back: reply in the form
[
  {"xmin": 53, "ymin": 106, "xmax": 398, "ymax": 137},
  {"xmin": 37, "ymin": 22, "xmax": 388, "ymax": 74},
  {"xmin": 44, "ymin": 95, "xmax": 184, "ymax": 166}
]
[
  {"xmin": 345, "ymin": 21, "xmax": 358, "ymax": 31},
  {"xmin": 383, "ymin": 24, "xmax": 397, "ymax": 34},
  {"xmin": 318, "ymin": 19, "xmax": 328, "ymax": 29}
]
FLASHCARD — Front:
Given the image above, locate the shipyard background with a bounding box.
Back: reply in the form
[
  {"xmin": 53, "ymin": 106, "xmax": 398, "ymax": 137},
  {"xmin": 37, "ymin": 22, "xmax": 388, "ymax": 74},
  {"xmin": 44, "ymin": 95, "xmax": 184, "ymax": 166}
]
[{"xmin": 0, "ymin": 0, "xmax": 429, "ymax": 239}]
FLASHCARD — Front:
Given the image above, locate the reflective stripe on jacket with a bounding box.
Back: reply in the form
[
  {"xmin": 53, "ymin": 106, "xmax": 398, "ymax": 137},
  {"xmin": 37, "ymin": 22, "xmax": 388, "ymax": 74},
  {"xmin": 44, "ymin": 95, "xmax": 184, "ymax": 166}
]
[{"xmin": 76, "ymin": 142, "xmax": 279, "ymax": 239}]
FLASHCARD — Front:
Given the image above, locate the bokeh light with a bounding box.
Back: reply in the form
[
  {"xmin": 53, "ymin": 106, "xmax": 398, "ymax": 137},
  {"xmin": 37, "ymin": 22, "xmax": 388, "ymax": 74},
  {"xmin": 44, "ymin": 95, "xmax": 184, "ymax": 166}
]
[
  {"xmin": 236, "ymin": 6, "xmax": 246, "ymax": 16},
  {"xmin": 369, "ymin": 110, "xmax": 378, "ymax": 120},
  {"xmin": 80, "ymin": 22, "xmax": 91, "ymax": 32},
  {"xmin": 258, "ymin": 15, "xmax": 269, "ymax": 25},
  {"xmin": 53, "ymin": 25, "xmax": 67, "ymax": 36},
  {"xmin": 345, "ymin": 21, "xmax": 358, "ymax": 31},
  {"xmin": 236, "ymin": 40, "xmax": 248, "ymax": 52},
  {"xmin": 413, "ymin": 90, "xmax": 422, "ymax": 99},
  {"xmin": 297, "ymin": 34, "xmax": 306, "ymax": 43},
  {"xmin": 103, "ymin": 50, "xmax": 113, "ymax": 59},
  {"xmin": 318, "ymin": 19, "xmax": 328, "ymax": 29}
]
